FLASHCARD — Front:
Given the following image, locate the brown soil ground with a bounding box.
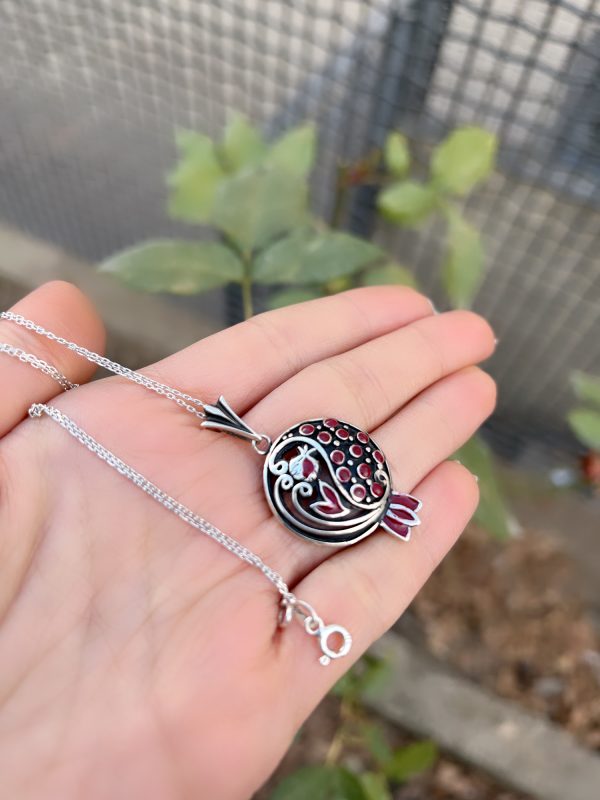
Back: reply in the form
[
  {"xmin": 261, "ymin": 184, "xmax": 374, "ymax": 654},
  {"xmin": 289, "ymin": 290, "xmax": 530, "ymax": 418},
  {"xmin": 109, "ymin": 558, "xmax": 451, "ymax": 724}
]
[{"xmin": 256, "ymin": 524, "xmax": 600, "ymax": 798}]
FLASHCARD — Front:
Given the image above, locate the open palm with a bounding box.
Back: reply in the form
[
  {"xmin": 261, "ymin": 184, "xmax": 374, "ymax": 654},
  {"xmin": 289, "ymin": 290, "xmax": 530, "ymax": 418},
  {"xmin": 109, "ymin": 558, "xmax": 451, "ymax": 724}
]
[{"xmin": 0, "ymin": 281, "xmax": 495, "ymax": 799}]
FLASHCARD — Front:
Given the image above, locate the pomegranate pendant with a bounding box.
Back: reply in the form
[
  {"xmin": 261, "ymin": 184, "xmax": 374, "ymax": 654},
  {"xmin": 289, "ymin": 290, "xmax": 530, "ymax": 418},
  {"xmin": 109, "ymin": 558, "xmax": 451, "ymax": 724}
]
[{"xmin": 202, "ymin": 398, "xmax": 422, "ymax": 547}]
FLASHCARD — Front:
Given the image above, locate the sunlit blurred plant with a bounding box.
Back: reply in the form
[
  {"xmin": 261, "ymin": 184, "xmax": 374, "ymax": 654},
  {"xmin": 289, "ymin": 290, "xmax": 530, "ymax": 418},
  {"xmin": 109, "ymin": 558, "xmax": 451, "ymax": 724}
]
[
  {"xmin": 269, "ymin": 654, "xmax": 438, "ymax": 800},
  {"xmin": 100, "ymin": 114, "xmax": 511, "ymax": 538},
  {"xmin": 568, "ymin": 371, "xmax": 600, "ymax": 490}
]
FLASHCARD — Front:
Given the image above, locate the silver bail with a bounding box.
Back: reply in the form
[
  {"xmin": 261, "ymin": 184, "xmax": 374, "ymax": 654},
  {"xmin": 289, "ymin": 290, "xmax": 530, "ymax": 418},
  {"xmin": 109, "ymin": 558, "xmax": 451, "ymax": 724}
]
[{"xmin": 201, "ymin": 395, "xmax": 271, "ymax": 454}]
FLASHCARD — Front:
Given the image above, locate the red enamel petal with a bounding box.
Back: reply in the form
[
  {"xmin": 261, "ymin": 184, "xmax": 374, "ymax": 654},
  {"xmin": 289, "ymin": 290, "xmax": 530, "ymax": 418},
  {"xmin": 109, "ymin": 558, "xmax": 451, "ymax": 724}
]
[
  {"xmin": 371, "ymin": 482, "xmax": 384, "ymax": 497},
  {"xmin": 357, "ymin": 432, "xmax": 369, "ymax": 444},
  {"xmin": 299, "ymin": 423, "xmax": 315, "ymax": 435},
  {"xmin": 381, "ymin": 516, "xmax": 410, "ymax": 539},
  {"xmin": 336, "ymin": 428, "xmax": 349, "ymax": 440},
  {"xmin": 390, "ymin": 492, "xmax": 421, "ymax": 511},
  {"xmin": 350, "ymin": 444, "xmax": 363, "ymax": 458},
  {"xmin": 312, "ymin": 481, "xmax": 345, "ymax": 515},
  {"xmin": 324, "ymin": 418, "xmax": 338, "ymax": 428},
  {"xmin": 318, "ymin": 431, "xmax": 332, "ymax": 444},
  {"xmin": 387, "ymin": 507, "xmax": 419, "ymax": 525}
]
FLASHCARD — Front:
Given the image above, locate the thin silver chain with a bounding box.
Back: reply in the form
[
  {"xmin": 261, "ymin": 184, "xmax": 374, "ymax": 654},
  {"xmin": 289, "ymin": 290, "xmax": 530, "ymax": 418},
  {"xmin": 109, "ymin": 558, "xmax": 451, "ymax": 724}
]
[
  {"xmin": 0, "ymin": 312, "xmax": 352, "ymax": 664},
  {"xmin": 28, "ymin": 402, "xmax": 290, "ymax": 595},
  {"xmin": 0, "ymin": 311, "xmax": 206, "ymax": 419},
  {"xmin": 0, "ymin": 342, "xmax": 78, "ymax": 391}
]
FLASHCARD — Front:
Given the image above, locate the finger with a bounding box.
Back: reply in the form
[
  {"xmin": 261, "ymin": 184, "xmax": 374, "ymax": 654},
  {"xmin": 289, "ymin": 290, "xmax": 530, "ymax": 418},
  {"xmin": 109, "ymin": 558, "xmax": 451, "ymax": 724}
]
[
  {"xmin": 375, "ymin": 366, "xmax": 497, "ymax": 490},
  {"xmin": 0, "ymin": 281, "xmax": 105, "ymax": 436},
  {"xmin": 281, "ymin": 460, "xmax": 479, "ymax": 709},
  {"xmin": 245, "ymin": 310, "xmax": 495, "ymax": 438},
  {"xmin": 243, "ymin": 365, "xmax": 495, "ymax": 586},
  {"xmin": 146, "ymin": 286, "xmax": 433, "ymax": 412}
]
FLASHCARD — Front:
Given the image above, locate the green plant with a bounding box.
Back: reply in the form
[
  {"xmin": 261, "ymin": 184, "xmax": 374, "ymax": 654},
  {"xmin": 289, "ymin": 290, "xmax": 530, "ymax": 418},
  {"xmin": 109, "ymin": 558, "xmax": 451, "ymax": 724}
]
[
  {"xmin": 568, "ymin": 371, "xmax": 600, "ymax": 451},
  {"xmin": 100, "ymin": 114, "xmax": 511, "ymax": 538},
  {"xmin": 101, "ymin": 114, "xmax": 394, "ymax": 318},
  {"xmin": 567, "ymin": 371, "xmax": 600, "ymax": 491},
  {"xmin": 269, "ymin": 655, "xmax": 438, "ymax": 800}
]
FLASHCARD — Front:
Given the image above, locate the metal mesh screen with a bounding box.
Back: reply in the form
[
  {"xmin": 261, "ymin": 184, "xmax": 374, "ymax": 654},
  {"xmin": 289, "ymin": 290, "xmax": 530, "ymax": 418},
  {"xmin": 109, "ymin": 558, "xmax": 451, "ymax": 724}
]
[{"xmin": 0, "ymin": 0, "xmax": 598, "ymax": 466}]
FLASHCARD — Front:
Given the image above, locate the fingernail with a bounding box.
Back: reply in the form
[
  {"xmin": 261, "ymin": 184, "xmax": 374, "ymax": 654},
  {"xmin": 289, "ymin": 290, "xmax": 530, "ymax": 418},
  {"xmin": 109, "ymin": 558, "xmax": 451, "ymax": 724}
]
[
  {"xmin": 494, "ymin": 337, "xmax": 499, "ymax": 347},
  {"xmin": 473, "ymin": 473, "xmax": 480, "ymax": 483},
  {"xmin": 429, "ymin": 299, "xmax": 439, "ymax": 315},
  {"xmin": 452, "ymin": 459, "xmax": 462, "ymax": 465}
]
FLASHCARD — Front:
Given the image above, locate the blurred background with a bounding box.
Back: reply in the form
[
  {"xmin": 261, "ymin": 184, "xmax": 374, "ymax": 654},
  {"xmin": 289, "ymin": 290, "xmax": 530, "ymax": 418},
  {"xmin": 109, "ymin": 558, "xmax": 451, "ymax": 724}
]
[{"xmin": 0, "ymin": 2, "xmax": 598, "ymax": 799}]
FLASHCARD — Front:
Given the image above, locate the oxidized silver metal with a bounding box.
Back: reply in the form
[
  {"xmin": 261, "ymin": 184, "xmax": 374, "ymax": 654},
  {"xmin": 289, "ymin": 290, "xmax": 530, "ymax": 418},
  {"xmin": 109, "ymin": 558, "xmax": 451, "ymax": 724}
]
[{"xmin": 263, "ymin": 418, "xmax": 422, "ymax": 546}]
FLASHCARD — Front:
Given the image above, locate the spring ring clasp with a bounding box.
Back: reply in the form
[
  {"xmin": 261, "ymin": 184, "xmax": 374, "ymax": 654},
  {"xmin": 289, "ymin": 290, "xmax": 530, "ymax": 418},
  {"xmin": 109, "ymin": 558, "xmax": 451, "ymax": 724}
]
[{"xmin": 280, "ymin": 597, "xmax": 353, "ymax": 666}]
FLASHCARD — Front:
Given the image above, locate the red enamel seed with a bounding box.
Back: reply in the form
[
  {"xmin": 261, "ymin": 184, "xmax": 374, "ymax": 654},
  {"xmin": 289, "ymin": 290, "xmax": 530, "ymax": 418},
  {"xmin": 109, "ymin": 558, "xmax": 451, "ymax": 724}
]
[
  {"xmin": 371, "ymin": 482, "xmax": 384, "ymax": 497},
  {"xmin": 331, "ymin": 449, "xmax": 345, "ymax": 465},
  {"xmin": 349, "ymin": 444, "xmax": 363, "ymax": 458},
  {"xmin": 299, "ymin": 424, "xmax": 315, "ymax": 435},
  {"xmin": 357, "ymin": 431, "xmax": 369, "ymax": 444},
  {"xmin": 336, "ymin": 466, "xmax": 351, "ymax": 483},
  {"xmin": 351, "ymin": 484, "xmax": 367, "ymax": 501},
  {"xmin": 373, "ymin": 450, "xmax": 384, "ymax": 464},
  {"xmin": 358, "ymin": 463, "xmax": 372, "ymax": 479},
  {"xmin": 336, "ymin": 428, "xmax": 349, "ymax": 440},
  {"xmin": 302, "ymin": 458, "xmax": 316, "ymax": 478},
  {"xmin": 317, "ymin": 431, "xmax": 332, "ymax": 444},
  {"xmin": 324, "ymin": 418, "xmax": 338, "ymax": 428}
]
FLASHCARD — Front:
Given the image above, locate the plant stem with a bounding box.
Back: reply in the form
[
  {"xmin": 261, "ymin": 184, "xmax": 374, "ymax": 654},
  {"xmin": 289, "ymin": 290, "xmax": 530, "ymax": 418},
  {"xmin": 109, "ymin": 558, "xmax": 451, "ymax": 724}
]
[
  {"xmin": 332, "ymin": 163, "xmax": 349, "ymax": 229},
  {"xmin": 325, "ymin": 729, "xmax": 345, "ymax": 766},
  {"xmin": 241, "ymin": 252, "xmax": 254, "ymax": 319}
]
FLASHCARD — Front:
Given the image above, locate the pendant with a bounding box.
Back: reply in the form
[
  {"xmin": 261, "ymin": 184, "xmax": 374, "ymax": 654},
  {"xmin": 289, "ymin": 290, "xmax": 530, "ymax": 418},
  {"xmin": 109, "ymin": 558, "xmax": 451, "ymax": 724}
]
[{"xmin": 202, "ymin": 397, "xmax": 422, "ymax": 547}]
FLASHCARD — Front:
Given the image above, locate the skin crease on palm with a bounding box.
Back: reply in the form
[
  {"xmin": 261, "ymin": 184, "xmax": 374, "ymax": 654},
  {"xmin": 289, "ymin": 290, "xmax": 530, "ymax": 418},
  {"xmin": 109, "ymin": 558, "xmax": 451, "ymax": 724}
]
[{"xmin": 0, "ymin": 281, "xmax": 496, "ymax": 800}]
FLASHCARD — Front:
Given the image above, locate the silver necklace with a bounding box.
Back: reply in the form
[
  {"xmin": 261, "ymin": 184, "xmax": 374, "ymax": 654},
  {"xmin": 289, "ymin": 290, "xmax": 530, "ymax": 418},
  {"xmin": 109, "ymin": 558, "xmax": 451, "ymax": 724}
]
[
  {"xmin": 0, "ymin": 312, "xmax": 353, "ymax": 665},
  {"xmin": 0, "ymin": 310, "xmax": 423, "ymax": 661},
  {"xmin": 1, "ymin": 312, "xmax": 422, "ymax": 545}
]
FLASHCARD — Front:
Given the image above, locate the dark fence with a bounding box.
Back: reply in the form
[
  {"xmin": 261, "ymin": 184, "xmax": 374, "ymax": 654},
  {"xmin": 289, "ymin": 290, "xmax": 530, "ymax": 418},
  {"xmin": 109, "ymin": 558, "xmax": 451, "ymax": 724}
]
[{"xmin": 0, "ymin": 0, "xmax": 598, "ymax": 467}]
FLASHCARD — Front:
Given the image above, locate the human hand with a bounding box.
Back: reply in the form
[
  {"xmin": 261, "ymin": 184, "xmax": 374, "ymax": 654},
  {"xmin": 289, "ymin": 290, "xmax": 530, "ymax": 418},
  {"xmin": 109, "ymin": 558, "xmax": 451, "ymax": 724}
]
[{"xmin": 0, "ymin": 281, "xmax": 495, "ymax": 799}]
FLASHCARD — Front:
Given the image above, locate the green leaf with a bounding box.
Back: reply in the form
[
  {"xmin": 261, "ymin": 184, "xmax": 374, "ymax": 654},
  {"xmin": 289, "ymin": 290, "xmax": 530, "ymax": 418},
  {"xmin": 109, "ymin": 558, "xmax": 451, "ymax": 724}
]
[
  {"xmin": 168, "ymin": 131, "xmax": 226, "ymax": 223},
  {"xmin": 361, "ymin": 262, "xmax": 418, "ymax": 290},
  {"xmin": 99, "ymin": 239, "xmax": 243, "ymax": 294},
  {"xmin": 455, "ymin": 436, "xmax": 511, "ymax": 540},
  {"xmin": 220, "ymin": 113, "xmax": 266, "ymax": 172},
  {"xmin": 568, "ymin": 409, "xmax": 600, "ymax": 450},
  {"xmin": 267, "ymin": 286, "xmax": 323, "ymax": 309},
  {"xmin": 212, "ymin": 166, "xmax": 307, "ymax": 253},
  {"xmin": 571, "ymin": 372, "xmax": 600, "ymax": 408},
  {"xmin": 332, "ymin": 654, "xmax": 391, "ymax": 703},
  {"xmin": 377, "ymin": 181, "xmax": 437, "ymax": 227},
  {"xmin": 432, "ymin": 127, "xmax": 497, "ymax": 196},
  {"xmin": 361, "ymin": 723, "xmax": 393, "ymax": 768},
  {"xmin": 269, "ymin": 766, "xmax": 367, "ymax": 800},
  {"xmin": 254, "ymin": 228, "xmax": 383, "ymax": 285},
  {"xmin": 384, "ymin": 132, "xmax": 410, "ymax": 178},
  {"xmin": 359, "ymin": 772, "xmax": 392, "ymax": 800},
  {"xmin": 384, "ymin": 741, "xmax": 438, "ymax": 784},
  {"xmin": 266, "ymin": 123, "xmax": 316, "ymax": 177},
  {"xmin": 442, "ymin": 208, "xmax": 483, "ymax": 309}
]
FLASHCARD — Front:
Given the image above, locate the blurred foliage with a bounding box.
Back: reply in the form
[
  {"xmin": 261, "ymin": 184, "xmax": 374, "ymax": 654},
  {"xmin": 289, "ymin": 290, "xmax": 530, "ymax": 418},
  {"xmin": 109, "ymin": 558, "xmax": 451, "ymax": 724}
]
[
  {"xmin": 270, "ymin": 654, "xmax": 438, "ymax": 800},
  {"xmin": 100, "ymin": 113, "xmax": 511, "ymax": 539},
  {"xmin": 377, "ymin": 126, "xmax": 497, "ymax": 309},
  {"xmin": 568, "ymin": 371, "xmax": 600, "ymax": 451}
]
